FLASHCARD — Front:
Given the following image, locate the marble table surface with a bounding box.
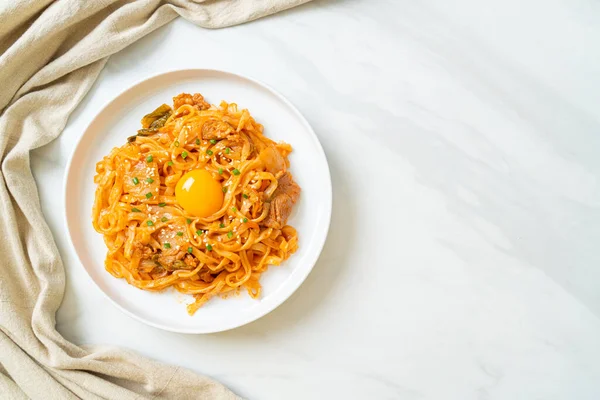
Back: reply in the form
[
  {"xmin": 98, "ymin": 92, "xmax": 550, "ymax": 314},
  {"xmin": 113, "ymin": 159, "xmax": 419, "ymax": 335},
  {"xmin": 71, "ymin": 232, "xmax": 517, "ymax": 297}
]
[{"xmin": 31, "ymin": 0, "xmax": 600, "ymax": 398}]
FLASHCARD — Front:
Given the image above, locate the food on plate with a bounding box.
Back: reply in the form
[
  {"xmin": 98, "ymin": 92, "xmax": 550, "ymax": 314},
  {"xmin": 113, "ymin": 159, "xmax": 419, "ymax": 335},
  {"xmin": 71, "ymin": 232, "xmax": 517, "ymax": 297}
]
[{"xmin": 92, "ymin": 92, "xmax": 300, "ymax": 314}]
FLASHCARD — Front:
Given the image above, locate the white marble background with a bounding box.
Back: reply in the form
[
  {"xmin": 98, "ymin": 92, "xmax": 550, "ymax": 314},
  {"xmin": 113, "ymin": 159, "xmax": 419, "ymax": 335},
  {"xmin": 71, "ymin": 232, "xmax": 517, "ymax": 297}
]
[{"xmin": 31, "ymin": 0, "xmax": 600, "ymax": 399}]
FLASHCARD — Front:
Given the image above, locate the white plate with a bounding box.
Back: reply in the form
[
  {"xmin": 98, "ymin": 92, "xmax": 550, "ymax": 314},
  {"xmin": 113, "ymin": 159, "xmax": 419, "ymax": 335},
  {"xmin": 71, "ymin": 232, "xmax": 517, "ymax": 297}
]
[{"xmin": 64, "ymin": 69, "xmax": 331, "ymax": 334}]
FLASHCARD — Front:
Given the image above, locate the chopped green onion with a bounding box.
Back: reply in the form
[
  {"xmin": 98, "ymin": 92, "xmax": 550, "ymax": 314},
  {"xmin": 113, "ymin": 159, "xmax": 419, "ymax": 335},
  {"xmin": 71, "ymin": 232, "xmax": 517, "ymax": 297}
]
[
  {"xmin": 146, "ymin": 177, "xmax": 154, "ymax": 184},
  {"xmin": 196, "ymin": 229, "xmax": 203, "ymax": 236},
  {"xmin": 181, "ymin": 151, "xmax": 188, "ymax": 159},
  {"xmin": 186, "ymin": 218, "xmax": 192, "ymax": 224},
  {"xmin": 243, "ymin": 193, "xmax": 249, "ymax": 199},
  {"xmin": 146, "ymin": 155, "xmax": 153, "ymax": 163},
  {"xmin": 167, "ymin": 161, "xmax": 174, "ymax": 166},
  {"xmin": 187, "ymin": 247, "xmax": 193, "ymax": 254},
  {"xmin": 146, "ymin": 220, "xmax": 154, "ymax": 226},
  {"xmin": 176, "ymin": 231, "xmax": 184, "ymax": 236},
  {"xmin": 195, "ymin": 138, "xmax": 200, "ymax": 145},
  {"xmin": 207, "ymin": 150, "xmax": 213, "ymax": 156},
  {"xmin": 206, "ymin": 244, "xmax": 213, "ymax": 251},
  {"xmin": 131, "ymin": 207, "xmax": 141, "ymax": 213},
  {"xmin": 218, "ymin": 168, "xmax": 223, "ymax": 175},
  {"xmin": 161, "ymin": 217, "xmax": 168, "ymax": 222},
  {"xmin": 219, "ymin": 223, "xmax": 225, "ymax": 228},
  {"xmin": 232, "ymin": 169, "xmax": 240, "ymax": 176},
  {"xmin": 145, "ymin": 192, "xmax": 152, "ymax": 199},
  {"xmin": 243, "ymin": 217, "xmax": 248, "ymax": 223},
  {"xmin": 231, "ymin": 207, "xmax": 237, "ymax": 212},
  {"xmin": 222, "ymin": 186, "xmax": 227, "ymax": 193},
  {"xmin": 227, "ymin": 231, "xmax": 233, "ymax": 239},
  {"xmin": 210, "ymin": 139, "xmax": 217, "ymax": 144},
  {"xmin": 225, "ymin": 147, "xmax": 231, "ymax": 154},
  {"xmin": 132, "ymin": 177, "xmax": 139, "ymax": 185},
  {"xmin": 174, "ymin": 140, "xmax": 179, "ymax": 147},
  {"xmin": 164, "ymin": 243, "xmax": 171, "ymax": 249},
  {"xmin": 158, "ymin": 202, "xmax": 166, "ymax": 207}
]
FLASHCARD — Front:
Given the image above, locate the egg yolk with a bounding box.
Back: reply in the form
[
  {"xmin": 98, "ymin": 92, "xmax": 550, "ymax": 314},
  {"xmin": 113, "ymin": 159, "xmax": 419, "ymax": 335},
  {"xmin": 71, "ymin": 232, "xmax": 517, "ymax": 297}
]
[{"xmin": 175, "ymin": 169, "xmax": 223, "ymax": 218}]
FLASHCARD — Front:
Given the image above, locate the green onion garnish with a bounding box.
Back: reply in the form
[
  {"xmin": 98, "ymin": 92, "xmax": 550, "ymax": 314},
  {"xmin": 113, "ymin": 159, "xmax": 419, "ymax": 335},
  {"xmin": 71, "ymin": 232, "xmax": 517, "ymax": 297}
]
[
  {"xmin": 227, "ymin": 231, "xmax": 233, "ymax": 239},
  {"xmin": 187, "ymin": 247, "xmax": 193, "ymax": 254},
  {"xmin": 231, "ymin": 207, "xmax": 237, "ymax": 212},
  {"xmin": 174, "ymin": 140, "xmax": 179, "ymax": 147},
  {"xmin": 181, "ymin": 151, "xmax": 188, "ymax": 159},
  {"xmin": 176, "ymin": 231, "xmax": 183, "ymax": 236},
  {"xmin": 146, "ymin": 155, "xmax": 153, "ymax": 163},
  {"xmin": 243, "ymin": 218, "xmax": 248, "ymax": 223},
  {"xmin": 161, "ymin": 217, "xmax": 168, "ymax": 222},
  {"xmin": 206, "ymin": 244, "xmax": 213, "ymax": 251},
  {"xmin": 164, "ymin": 243, "xmax": 171, "ymax": 249},
  {"xmin": 243, "ymin": 193, "xmax": 249, "ymax": 199},
  {"xmin": 167, "ymin": 161, "xmax": 174, "ymax": 166},
  {"xmin": 158, "ymin": 202, "xmax": 166, "ymax": 207},
  {"xmin": 146, "ymin": 220, "xmax": 154, "ymax": 226},
  {"xmin": 232, "ymin": 169, "xmax": 240, "ymax": 176},
  {"xmin": 218, "ymin": 168, "xmax": 223, "ymax": 175},
  {"xmin": 225, "ymin": 147, "xmax": 231, "ymax": 154},
  {"xmin": 210, "ymin": 139, "xmax": 217, "ymax": 144},
  {"xmin": 186, "ymin": 218, "xmax": 192, "ymax": 224},
  {"xmin": 219, "ymin": 223, "xmax": 225, "ymax": 228},
  {"xmin": 145, "ymin": 192, "xmax": 152, "ymax": 199},
  {"xmin": 222, "ymin": 186, "xmax": 227, "ymax": 193},
  {"xmin": 196, "ymin": 229, "xmax": 203, "ymax": 235},
  {"xmin": 196, "ymin": 138, "xmax": 200, "ymax": 145},
  {"xmin": 207, "ymin": 150, "xmax": 213, "ymax": 156},
  {"xmin": 132, "ymin": 177, "xmax": 139, "ymax": 185},
  {"xmin": 146, "ymin": 178, "xmax": 154, "ymax": 183},
  {"xmin": 131, "ymin": 207, "xmax": 141, "ymax": 212}
]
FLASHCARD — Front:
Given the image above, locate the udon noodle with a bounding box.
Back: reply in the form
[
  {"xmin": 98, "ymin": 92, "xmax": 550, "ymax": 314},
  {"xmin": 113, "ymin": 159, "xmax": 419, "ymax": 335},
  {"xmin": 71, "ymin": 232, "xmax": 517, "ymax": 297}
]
[{"xmin": 92, "ymin": 93, "xmax": 300, "ymax": 314}]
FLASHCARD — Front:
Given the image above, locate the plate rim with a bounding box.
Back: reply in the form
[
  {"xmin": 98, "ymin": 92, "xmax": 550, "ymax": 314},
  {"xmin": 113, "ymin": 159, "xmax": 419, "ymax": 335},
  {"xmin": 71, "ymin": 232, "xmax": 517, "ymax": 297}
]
[{"xmin": 63, "ymin": 68, "xmax": 332, "ymax": 334}]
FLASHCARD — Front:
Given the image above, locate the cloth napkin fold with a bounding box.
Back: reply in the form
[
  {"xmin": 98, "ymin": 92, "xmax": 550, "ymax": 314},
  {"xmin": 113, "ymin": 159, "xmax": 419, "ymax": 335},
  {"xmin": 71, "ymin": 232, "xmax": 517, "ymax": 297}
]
[{"xmin": 0, "ymin": 1, "xmax": 308, "ymax": 398}]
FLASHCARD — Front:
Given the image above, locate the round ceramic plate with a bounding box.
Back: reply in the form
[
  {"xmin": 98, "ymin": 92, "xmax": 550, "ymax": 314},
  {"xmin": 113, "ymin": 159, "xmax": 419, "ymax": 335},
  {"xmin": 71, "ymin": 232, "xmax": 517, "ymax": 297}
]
[{"xmin": 64, "ymin": 69, "xmax": 331, "ymax": 334}]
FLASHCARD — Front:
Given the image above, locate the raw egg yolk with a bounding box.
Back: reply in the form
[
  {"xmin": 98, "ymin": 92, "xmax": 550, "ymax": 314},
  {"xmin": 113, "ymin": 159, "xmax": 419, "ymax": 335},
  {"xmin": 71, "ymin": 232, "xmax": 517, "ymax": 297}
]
[{"xmin": 175, "ymin": 169, "xmax": 223, "ymax": 218}]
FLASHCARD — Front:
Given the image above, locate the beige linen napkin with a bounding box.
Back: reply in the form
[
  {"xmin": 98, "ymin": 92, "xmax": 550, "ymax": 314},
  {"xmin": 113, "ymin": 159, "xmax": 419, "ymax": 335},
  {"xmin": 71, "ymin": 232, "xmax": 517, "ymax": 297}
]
[{"xmin": 0, "ymin": 1, "xmax": 308, "ymax": 399}]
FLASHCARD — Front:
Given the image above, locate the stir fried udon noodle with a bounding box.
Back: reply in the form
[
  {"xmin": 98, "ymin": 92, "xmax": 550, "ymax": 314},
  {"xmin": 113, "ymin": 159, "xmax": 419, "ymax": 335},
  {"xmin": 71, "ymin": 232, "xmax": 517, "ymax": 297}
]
[{"xmin": 92, "ymin": 93, "xmax": 300, "ymax": 314}]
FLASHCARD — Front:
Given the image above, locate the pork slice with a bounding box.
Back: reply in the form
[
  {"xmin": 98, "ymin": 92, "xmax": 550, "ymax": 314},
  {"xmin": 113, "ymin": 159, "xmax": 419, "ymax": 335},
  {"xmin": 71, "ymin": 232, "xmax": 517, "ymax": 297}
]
[
  {"xmin": 192, "ymin": 93, "xmax": 211, "ymax": 110},
  {"xmin": 201, "ymin": 119, "xmax": 233, "ymax": 140},
  {"xmin": 275, "ymin": 172, "xmax": 300, "ymax": 203},
  {"xmin": 123, "ymin": 161, "xmax": 159, "ymax": 197},
  {"xmin": 263, "ymin": 194, "xmax": 294, "ymax": 229},
  {"xmin": 153, "ymin": 224, "xmax": 189, "ymax": 269},
  {"xmin": 263, "ymin": 172, "xmax": 301, "ymax": 229},
  {"xmin": 173, "ymin": 92, "xmax": 211, "ymax": 110}
]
